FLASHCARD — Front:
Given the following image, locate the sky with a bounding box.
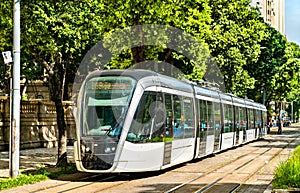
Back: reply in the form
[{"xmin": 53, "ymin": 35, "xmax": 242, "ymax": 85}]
[{"xmin": 285, "ymin": 0, "xmax": 300, "ymax": 46}]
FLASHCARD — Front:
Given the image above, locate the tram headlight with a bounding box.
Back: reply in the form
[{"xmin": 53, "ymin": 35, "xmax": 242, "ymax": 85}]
[
  {"xmin": 105, "ymin": 145, "xmax": 116, "ymax": 153},
  {"xmin": 105, "ymin": 147, "xmax": 111, "ymax": 153}
]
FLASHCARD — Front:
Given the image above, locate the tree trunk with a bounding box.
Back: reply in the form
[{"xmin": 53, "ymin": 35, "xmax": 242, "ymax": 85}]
[
  {"xmin": 55, "ymin": 99, "xmax": 67, "ymax": 166},
  {"xmin": 43, "ymin": 55, "xmax": 68, "ymax": 166}
]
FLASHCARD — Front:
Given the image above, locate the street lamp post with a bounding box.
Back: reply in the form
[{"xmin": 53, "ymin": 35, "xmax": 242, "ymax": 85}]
[{"xmin": 9, "ymin": 0, "xmax": 21, "ymax": 178}]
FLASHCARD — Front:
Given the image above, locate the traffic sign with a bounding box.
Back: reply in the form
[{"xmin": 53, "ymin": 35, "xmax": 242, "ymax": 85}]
[{"xmin": 2, "ymin": 51, "xmax": 13, "ymax": 64}]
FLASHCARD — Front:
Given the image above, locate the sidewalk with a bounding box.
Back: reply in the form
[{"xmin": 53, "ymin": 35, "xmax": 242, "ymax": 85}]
[{"xmin": 0, "ymin": 146, "xmax": 74, "ymax": 178}]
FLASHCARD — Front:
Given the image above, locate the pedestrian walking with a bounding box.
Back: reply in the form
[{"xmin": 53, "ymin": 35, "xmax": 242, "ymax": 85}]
[{"xmin": 277, "ymin": 118, "xmax": 282, "ymax": 134}]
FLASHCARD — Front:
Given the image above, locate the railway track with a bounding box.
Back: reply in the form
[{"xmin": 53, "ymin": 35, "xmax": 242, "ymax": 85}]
[
  {"xmin": 1, "ymin": 127, "xmax": 299, "ymax": 193},
  {"xmin": 164, "ymin": 131, "xmax": 300, "ymax": 193}
]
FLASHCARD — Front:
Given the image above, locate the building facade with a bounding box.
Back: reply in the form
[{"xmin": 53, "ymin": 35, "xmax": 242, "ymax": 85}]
[{"xmin": 251, "ymin": 0, "xmax": 285, "ymax": 35}]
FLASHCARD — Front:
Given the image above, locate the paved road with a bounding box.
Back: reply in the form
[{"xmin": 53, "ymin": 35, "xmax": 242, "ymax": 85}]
[{"xmin": 0, "ymin": 125, "xmax": 299, "ymax": 193}]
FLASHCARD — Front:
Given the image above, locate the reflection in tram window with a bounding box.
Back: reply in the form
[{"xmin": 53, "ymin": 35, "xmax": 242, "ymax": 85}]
[
  {"xmin": 213, "ymin": 102, "xmax": 221, "ymax": 130},
  {"xmin": 127, "ymin": 92, "xmax": 155, "ymax": 142},
  {"xmin": 255, "ymin": 110, "xmax": 262, "ymax": 129},
  {"xmin": 207, "ymin": 101, "xmax": 214, "ymax": 136},
  {"xmin": 199, "ymin": 100, "xmax": 208, "ymax": 132},
  {"xmin": 127, "ymin": 91, "xmax": 165, "ymax": 143},
  {"xmin": 199, "ymin": 99, "xmax": 208, "ymax": 155},
  {"xmin": 183, "ymin": 97, "xmax": 195, "ymax": 137},
  {"xmin": 224, "ymin": 104, "xmax": 234, "ymax": 133},
  {"xmin": 239, "ymin": 107, "xmax": 247, "ymax": 130},
  {"xmin": 248, "ymin": 109, "xmax": 255, "ymax": 130},
  {"xmin": 85, "ymin": 106, "xmax": 123, "ymax": 136},
  {"xmin": 164, "ymin": 94, "xmax": 173, "ymax": 138},
  {"xmin": 235, "ymin": 106, "xmax": 240, "ymax": 131},
  {"xmin": 173, "ymin": 95, "xmax": 183, "ymax": 138},
  {"xmin": 213, "ymin": 102, "xmax": 221, "ymax": 150},
  {"xmin": 83, "ymin": 76, "xmax": 135, "ymax": 137}
]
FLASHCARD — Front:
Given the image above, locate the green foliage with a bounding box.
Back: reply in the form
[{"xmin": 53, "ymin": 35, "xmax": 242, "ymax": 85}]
[
  {"xmin": 207, "ymin": 0, "xmax": 267, "ymax": 96},
  {"xmin": 98, "ymin": 0, "xmax": 212, "ymax": 80},
  {"xmin": 0, "ymin": 2, "xmax": 13, "ymax": 92},
  {"xmin": 246, "ymin": 25, "xmax": 300, "ymax": 112},
  {"xmin": 272, "ymin": 145, "xmax": 300, "ymax": 189},
  {"xmin": 246, "ymin": 25, "xmax": 287, "ymax": 104}
]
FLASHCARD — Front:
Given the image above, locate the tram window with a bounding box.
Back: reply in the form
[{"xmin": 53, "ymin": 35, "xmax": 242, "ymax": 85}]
[
  {"xmin": 235, "ymin": 106, "xmax": 240, "ymax": 131},
  {"xmin": 173, "ymin": 95, "xmax": 183, "ymax": 138},
  {"xmin": 151, "ymin": 93, "xmax": 166, "ymax": 141},
  {"xmin": 127, "ymin": 92, "xmax": 155, "ymax": 142},
  {"xmin": 127, "ymin": 91, "xmax": 166, "ymax": 143},
  {"xmin": 207, "ymin": 101, "xmax": 214, "ymax": 135},
  {"xmin": 83, "ymin": 76, "xmax": 135, "ymax": 136},
  {"xmin": 199, "ymin": 100, "xmax": 208, "ymax": 132},
  {"xmin": 240, "ymin": 107, "xmax": 247, "ymax": 130},
  {"xmin": 213, "ymin": 102, "xmax": 221, "ymax": 130},
  {"xmin": 255, "ymin": 110, "xmax": 262, "ymax": 128},
  {"xmin": 224, "ymin": 104, "xmax": 234, "ymax": 132},
  {"xmin": 263, "ymin": 111, "xmax": 267, "ymax": 126},
  {"xmin": 248, "ymin": 108, "xmax": 255, "ymax": 129},
  {"xmin": 164, "ymin": 94, "xmax": 173, "ymax": 138},
  {"xmin": 183, "ymin": 97, "xmax": 194, "ymax": 138}
]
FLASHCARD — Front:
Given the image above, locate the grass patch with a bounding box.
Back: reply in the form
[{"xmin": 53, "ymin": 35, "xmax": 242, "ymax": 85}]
[
  {"xmin": 0, "ymin": 163, "xmax": 77, "ymax": 191},
  {"xmin": 272, "ymin": 145, "xmax": 300, "ymax": 189},
  {"xmin": 0, "ymin": 174, "xmax": 48, "ymax": 190}
]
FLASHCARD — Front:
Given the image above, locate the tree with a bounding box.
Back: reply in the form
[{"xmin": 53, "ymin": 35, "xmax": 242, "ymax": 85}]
[
  {"xmin": 246, "ymin": 25, "xmax": 287, "ymax": 106},
  {"xmin": 0, "ymin": 0, "xmax": 105, "ymax": 165},
  {"xmin": 246, "ymin": 25, "xmax": 300, "ymax": 116},
  {"xmin": 95, "ymin": 0, "xmax": 212, "ymax": 80},
  {"xmin": 207, "ymin": 0, "xmax": 267, "ymax": 96},
  {"xmin": 284, "ymin": 42, "xmax": 300, "ymax": 121},
  {"xmin": 0, "ymin": 2, "xmax": 13, "ymax": 93}
]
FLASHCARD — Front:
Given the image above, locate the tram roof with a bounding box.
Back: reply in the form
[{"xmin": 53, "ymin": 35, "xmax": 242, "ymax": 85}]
[
  {"xmin": 85, "ymin": 70, "xmax": 266, "ymax": 110},
  {"xmin": 87, "ymin": 69, "xmax": 194, "ymax": 93},
  {"xmin": 86, "ymin": 69, "xmax": 158, "ymax": 80}
]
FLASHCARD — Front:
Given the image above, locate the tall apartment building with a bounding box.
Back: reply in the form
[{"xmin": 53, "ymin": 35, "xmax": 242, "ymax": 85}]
[{"xmin": 250, "ymin": 0, "xmax": 285, "ymax": 35}]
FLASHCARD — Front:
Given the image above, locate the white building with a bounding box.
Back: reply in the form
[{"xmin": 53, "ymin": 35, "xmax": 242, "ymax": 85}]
[{"xmin": 250, "ymin": 0, "xmax": 285, "ymax": 35}]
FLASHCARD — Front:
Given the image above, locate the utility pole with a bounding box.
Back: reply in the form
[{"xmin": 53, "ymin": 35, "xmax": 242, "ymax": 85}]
[{"xmin": 9, "ymin": 0, "xmax": 21, "ymax": 178}]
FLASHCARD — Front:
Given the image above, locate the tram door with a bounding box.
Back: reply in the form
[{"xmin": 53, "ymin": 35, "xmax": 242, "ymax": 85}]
[
  {"xmin": 202, "ymin": 100, "xmax": 215, "ymax": 155},
  {"xmin": 213, "ymin": 102, "xmax": 222, "ymax": 151},
  {"xmin": 163, "ymin": 94, "xmax": 173, "ymax": 165},
  {"xmin": 198, "ymin": 99, "xmax": 208, "ymax": 156},
  {"xmin": 234, "ymin": 106, "xmax": 246, "ymax": 145}
]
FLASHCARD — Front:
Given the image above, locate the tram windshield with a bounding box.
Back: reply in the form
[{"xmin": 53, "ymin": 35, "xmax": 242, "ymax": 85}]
[{"xmin": 83, "ymin": 76, "xmax": 136, "ymax": 136}]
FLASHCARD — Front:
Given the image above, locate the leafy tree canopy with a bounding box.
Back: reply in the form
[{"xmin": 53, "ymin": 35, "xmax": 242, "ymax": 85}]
[{"xmin": 207, "ymin": 0, "xmax": 268, "ymax": 96}]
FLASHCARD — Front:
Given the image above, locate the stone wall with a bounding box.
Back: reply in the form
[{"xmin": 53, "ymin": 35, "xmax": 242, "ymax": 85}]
[{"xmin": 0, "ymin": 97, "xmax": 76, "ymax": 151}]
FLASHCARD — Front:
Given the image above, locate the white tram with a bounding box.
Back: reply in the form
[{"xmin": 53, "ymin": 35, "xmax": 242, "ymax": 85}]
[{"xmin": 74, "ymin": 69, "xmax": 268, "ymax": 173}]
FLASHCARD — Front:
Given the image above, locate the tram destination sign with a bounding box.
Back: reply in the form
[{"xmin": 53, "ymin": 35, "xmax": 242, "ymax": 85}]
[{"xmin": 88, "ymin": 81, "xmax": 132, "ymax": 91}]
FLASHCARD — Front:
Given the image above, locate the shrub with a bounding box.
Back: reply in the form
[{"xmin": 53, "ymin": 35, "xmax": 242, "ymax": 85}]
[{"xmin": 272, "ymin": 145, "xmax": 300, "ymax": 189}]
